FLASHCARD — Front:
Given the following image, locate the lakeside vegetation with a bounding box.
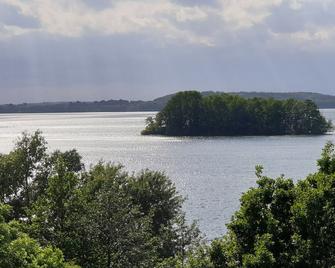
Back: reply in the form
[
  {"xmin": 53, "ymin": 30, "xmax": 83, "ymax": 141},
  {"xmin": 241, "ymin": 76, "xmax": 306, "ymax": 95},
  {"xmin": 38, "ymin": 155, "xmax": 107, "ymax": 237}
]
[
  {"xmin": 0, "ymin": 132, "xmax": 200, "ymax": 267},
  {"xmin": 142, "ymin": 91, "xmax": 332, "ymax": 136},
  {"xmin": 182, "ymin": 141, "xmax": 335, "ymax": 267},
  {"xmin": 1, "ymin": 132, "xmax": 335, "ymax": 267}
]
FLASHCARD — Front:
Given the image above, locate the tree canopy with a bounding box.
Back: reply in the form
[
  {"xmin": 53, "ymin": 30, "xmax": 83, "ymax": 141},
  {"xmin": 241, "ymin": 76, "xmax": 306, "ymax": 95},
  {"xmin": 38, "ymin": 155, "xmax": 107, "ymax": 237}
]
[
  {"xmin": 0, "ymin": 131, "xmax": 200, "ymax": 267},
  {"xmin": 2, "ymin": 131, "xmax": 335, "ymax": 267},
  {"xmin": 179, "ymin": 142, "xmax": 335, "ymax": 267},
  {"xmin": 142, "ymin": 91, "xmax": 332, "ymax": 136},
  {"xmin": 0, "ymin": 203, "xmax": 78, "ymax": 268}
]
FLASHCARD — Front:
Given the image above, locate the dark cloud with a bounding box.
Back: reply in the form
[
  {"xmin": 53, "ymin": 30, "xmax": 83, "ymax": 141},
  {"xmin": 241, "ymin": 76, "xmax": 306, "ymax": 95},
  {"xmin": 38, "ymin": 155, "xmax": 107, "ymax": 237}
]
[
  {"xmin": 0, "ymin": 3, "xmax": 40, "ymax": 28},
  {"xmin": 267, "ymin": 1, "xmax": 335, "ymax": 34}
]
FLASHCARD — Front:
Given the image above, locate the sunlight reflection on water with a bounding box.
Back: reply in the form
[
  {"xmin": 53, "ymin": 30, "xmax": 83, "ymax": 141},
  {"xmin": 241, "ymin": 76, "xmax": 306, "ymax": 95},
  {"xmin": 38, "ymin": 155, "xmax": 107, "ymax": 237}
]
[{"xmin": 0, "ymin": 110, "xmax": 334, "ymax": 239}]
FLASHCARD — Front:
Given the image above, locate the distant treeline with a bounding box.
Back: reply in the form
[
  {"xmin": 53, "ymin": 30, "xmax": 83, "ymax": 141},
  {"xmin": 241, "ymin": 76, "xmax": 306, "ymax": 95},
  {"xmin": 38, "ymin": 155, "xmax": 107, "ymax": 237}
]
[
  {"xmin": 142, "ymin": 91, "xmax": 332, "ymax": 136},
  {"xmin": 0, "ymin": 99, "xmax": 162, "ymax": 113},
  {"xmin": 1, "ymin": 91, "xmax": 335, "ymax": 113}
]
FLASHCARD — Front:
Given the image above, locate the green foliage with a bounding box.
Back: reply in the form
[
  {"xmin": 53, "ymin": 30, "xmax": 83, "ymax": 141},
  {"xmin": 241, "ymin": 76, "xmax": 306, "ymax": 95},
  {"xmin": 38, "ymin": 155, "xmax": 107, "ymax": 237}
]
[
  {"xmin": 290, "ymin": 171, "xmax": 335, "ymax": 266},
  {"xmin": 186, "ymin": 245, "xmax": 214, "ymax": 268},
  {"xmin": 127, "ymin": 170, "xmax": 183, "ymax": 232},
  {"xmin": 142, "ymin": 91, "xmax": 332, "ymax": 136},
  {"xmin": 242, "ymin": 234, "xmax": 275, "ymax": 268},
  {"xmin": 183, "ymin": 142, "xmax": 335, "ymax": 268},
  {"xmin": 0, "ymin": 132, "xmax": 200, "ymax": 267},
  {"xmin": 9, "ymin": 131, "xmax": 335, "ymax": 267},
  {"xmin": 0, "ymin": 131, "xmax": 84, "ymax": 219},
  {"xmin": 209, "ymin": 240, "xmax": 228, "ymax": 268},
  {"xmin": 126, "ymin": 169, "xmax": 203, "ymax": 260},
  {"xmin": 317, "ymin": 141, "xmax": 335, "ymax": 174},
  {"xmin": 50, "ymin": 150, "xmax": 83, "ymax": 173},
  {"xmin": 67, "ymin": 163, "xmax": 158, "ymax": 267},
  {"xmin": 0, "ymin": 203, "xmax": 75, "ymax": 268},
  {"xmin": 0, "ymin": 131, "xmax": 48, "ymax": 217}
]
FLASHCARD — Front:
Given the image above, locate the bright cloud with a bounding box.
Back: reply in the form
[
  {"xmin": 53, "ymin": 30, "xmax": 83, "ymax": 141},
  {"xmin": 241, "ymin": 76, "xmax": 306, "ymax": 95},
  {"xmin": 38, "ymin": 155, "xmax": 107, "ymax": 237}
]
[
  {"xmin": 0, "ymin": 0, "xmax": 213, "ymax": 45},
  {"xmin": 0, "ymin": 23, "xmax": 34, "ymax": 39},
  {"xmin": 219, "ymin": 0, "xmax": 283, "ymax": 29},
  {"xmin": 1, "ymin": 0, "xmax": 335, "ymax": 48}
]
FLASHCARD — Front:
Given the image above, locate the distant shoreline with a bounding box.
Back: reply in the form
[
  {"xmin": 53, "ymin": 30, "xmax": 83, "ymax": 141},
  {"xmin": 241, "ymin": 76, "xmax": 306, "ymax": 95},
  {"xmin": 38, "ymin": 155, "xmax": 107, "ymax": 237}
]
[{"xmin": 1, "ymin": 91, "xmax": 335, "ymax": 113}]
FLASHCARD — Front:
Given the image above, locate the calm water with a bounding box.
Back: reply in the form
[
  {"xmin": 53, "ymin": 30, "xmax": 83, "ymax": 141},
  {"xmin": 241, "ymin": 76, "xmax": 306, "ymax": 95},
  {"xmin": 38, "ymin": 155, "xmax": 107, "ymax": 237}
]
[{"xmin": 0, "ymin": 110, "xmax": 334, "ymax": 240}]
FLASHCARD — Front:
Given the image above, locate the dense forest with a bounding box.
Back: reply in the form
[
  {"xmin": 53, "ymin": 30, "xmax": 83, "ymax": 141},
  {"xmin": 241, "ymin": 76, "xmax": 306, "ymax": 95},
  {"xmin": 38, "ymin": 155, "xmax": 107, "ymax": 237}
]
[
  {"xmin": 142, "ymin": 91, "xmax": 332, "ymax": 136},
  {"xmin": 1, "ymin": 91, "xmax": 335, "ymax": 113},
  {"xmin": 2, "ymin": 133, "xmax": 335, "ymax": 267}
]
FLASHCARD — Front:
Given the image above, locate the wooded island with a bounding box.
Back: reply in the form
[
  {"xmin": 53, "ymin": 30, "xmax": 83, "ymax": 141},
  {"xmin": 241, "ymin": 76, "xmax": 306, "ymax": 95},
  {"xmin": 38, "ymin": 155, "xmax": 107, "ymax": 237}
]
[{"xmin": 142, "ymin": 91, "xmax": 332, "ymax": 136}]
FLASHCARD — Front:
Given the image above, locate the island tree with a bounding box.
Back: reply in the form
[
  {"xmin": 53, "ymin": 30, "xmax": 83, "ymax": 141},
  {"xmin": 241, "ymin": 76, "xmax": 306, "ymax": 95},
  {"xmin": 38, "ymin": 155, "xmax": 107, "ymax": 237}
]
[{"xmin": 142, "ymin": 91, "xmax": 332, "ymax": 136}]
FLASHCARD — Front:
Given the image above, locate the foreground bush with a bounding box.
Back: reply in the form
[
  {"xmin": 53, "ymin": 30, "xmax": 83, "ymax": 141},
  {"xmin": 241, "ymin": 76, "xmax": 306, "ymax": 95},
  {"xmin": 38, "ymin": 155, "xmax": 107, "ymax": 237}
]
[
  {"xmin": 0, "ymin": 131, "xmax": 200, "ymax": 267},
  {"xmin": 142, "ymin": 91, "xmax": 332, "ymax": 136},
  {"xmin": 0, "ymin": 204, "xmax": 77, "ymax": 268},
  {"xmin": 182, "ymin": 141, "xmax": 335, "ymax": 267}
]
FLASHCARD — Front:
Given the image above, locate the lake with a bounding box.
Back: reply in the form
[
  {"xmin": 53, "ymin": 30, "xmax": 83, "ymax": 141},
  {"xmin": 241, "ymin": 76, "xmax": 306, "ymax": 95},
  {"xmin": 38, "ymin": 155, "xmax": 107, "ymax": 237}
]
[{"xmin": 0, "ymin": 110, "xmax": 334, "ymax": 240}]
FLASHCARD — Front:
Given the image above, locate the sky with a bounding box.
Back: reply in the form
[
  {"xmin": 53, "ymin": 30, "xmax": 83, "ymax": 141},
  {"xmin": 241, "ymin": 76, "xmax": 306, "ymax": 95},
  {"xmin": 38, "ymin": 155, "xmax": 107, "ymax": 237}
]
[{"xmin": 1, "ymin": 0, "xmax": 335, "ymax": 103}]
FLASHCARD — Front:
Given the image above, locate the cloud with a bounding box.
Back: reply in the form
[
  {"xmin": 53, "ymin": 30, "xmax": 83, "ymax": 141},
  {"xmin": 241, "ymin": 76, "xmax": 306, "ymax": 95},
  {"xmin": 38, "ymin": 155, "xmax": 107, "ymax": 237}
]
[
  {"xmin": 218, "ymin": 0, "xmax": 283, "ymax": 29},
  {"xmin": 0, "ymin": 0, "xmax": 213, "ymax": 45},
  {"xmin": 1, "ymin": 0, "xmax": 335, "ymax": 103},
  {"xmin": 0, "ymin": 23, "xmax": 36, "ymax": 39},
  {"xmin": 263, "ymin": 0, "xmax": 335, "ymax": 51},
  {"xmin": 269, "ymin": 25, "xmax": 335, "ymax": 52},
  {"xmin": 0, "ymin": 2, "xmax": 39, "ymax": 28},
  {"xmin": 0, "ymin": 0, "xmax": 334, "ymax": 48}
]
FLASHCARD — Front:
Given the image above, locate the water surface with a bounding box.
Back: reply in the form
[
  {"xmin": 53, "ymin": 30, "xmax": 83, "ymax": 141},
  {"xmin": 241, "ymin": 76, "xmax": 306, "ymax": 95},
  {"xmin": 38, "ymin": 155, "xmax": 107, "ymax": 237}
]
[{"xmin": 0, "ymin": 110, "xmax": 334, "ymax": 239}]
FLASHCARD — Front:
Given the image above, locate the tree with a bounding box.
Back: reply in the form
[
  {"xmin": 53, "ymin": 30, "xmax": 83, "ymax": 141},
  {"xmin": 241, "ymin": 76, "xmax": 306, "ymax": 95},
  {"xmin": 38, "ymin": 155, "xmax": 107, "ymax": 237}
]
[
  {"xmin": 29, "ymin": 159, "xmax": 81, "ymax": 248},
  {"xmin": 127, "ymin": 170, "xmax": 183, "ymax": 234},
  {"xmin": 0, "ymin": 204, "xmax": 78, "ymax": 268},
  {"xmin": 0, "ymin": 132, "xmax": 202, "ymax": 267},
  {"xmin": 182, "ymin": 142, "xmax": 335, "ymax": 267},
  {"xmin": 147, "ymin": 91, "xmax": 204, "ymax": 136},
  {"xmin": 0, "ymin": 131, "xmax": 85, "ymax": 219},
  {"xmin": 29, "ymin": 161, "xmax": 200, "ymax": 267},
  {"xmin": 0, "ymin": 131, "xmax": 48, "ymax": 218},
  {"xmin": 73, "ymin": 163, "xmax": 158, "ymax": 268},
  {"xmin": 142, "ymin": 91, "xmax": 332, "ymax": 136},
  {"xmin": 127, "ymin": 170, "xmax": 200, "ymax": 260},
  {"xmin": 50, "ymin": 149, "xmax": 83, "ymax": 173},
  {"xmin": 290, "ymin": 172, "xmax": 335, "ymax": 266},
  {"xmin": 317, "ymin": 141, "xmax": 335, "ymax": 174}
]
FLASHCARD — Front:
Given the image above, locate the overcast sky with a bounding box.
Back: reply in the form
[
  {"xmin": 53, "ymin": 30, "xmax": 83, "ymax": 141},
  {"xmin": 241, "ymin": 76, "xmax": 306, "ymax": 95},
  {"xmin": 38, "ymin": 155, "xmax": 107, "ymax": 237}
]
[{"xmin": 0, "ymin": 0, "xmax": 335, "ymax": 103}]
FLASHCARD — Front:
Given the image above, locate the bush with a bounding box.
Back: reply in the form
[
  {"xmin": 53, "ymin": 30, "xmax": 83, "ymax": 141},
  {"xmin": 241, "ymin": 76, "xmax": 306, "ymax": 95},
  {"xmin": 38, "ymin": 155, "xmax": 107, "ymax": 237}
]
[
  {"xmin": 0, "ymin": 132, "xmax": 200, "ymax": 267},
  {"xmin": 185, "ymin": 142, "xmax": 335, "ymax": 267}
]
